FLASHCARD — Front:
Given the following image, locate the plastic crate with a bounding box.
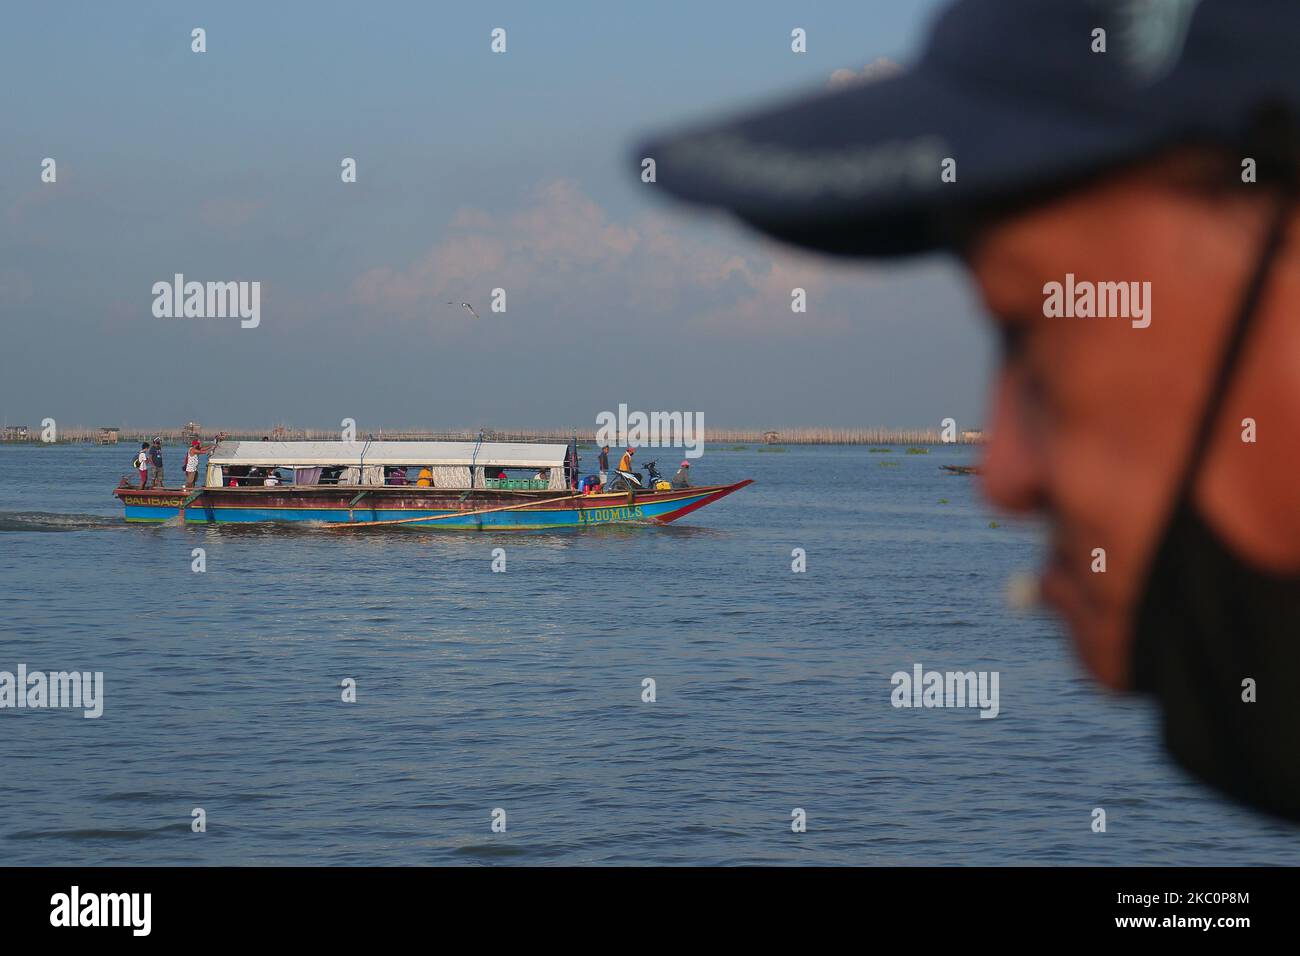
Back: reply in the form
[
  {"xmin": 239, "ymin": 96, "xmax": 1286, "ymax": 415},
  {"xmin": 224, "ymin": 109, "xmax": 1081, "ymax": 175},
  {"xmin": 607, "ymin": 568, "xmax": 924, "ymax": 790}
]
[{"xmin": 485, "ymin": 478, "xmax": 550, "ymax": 490}]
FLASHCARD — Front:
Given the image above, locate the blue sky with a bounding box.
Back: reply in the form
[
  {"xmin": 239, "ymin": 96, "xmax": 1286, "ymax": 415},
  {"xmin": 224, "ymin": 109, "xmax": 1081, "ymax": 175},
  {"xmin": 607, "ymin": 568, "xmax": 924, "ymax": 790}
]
[{"xmin": 0, "ymin": 0, "xmax": 992, "ymax": 431}]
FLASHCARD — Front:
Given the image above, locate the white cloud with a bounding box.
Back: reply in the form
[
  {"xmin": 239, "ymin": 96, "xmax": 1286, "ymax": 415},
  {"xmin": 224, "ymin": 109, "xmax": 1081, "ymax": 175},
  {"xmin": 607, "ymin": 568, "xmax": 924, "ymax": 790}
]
[
  {"xmin": 349, "ymin": 179, "xmax": 872, "ymax": 337},
  {"xmin": 829, "ymin": 57, "xmax": 903, "ymax": 88}
]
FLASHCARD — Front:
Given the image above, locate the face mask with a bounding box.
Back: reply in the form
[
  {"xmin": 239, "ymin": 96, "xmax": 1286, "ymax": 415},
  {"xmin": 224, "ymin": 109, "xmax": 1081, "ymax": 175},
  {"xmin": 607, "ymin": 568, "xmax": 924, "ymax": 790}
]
[
  {"xmin": 1133, "ymin": 503, "xmax": 1300, "ymax": 820},
  {"xmin": 1131, "ymin": 182, "xmax": 1300, "ymax": 821}
]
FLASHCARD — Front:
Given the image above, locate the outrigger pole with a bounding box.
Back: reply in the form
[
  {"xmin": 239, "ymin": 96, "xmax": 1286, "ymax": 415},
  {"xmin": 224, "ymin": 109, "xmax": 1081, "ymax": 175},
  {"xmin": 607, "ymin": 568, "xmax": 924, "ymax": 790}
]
[{"xmin": 329, "ymin": 491, "xmax": 588, "ymax": 529}]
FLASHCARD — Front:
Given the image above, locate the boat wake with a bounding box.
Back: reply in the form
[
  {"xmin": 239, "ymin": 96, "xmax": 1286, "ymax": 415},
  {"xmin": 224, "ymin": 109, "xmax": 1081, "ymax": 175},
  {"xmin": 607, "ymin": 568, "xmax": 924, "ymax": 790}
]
[{"xmin": 0, "ymin": 511, "xmax": 121, "ymax": 533}]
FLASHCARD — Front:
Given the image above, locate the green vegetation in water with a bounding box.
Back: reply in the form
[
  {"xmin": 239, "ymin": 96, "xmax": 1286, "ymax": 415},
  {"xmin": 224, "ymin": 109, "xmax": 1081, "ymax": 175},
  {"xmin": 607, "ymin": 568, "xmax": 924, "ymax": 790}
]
[
  {"xmin": 868, "ymin": 447, "xmax": 894, "ymax": 454},
  {"xmin": 905, "ymin": 447, "xmax": 929, "ymax": 455},
  {"xmin": 938, "ymin": 498, "xmax": 950, "ymax": 504},
  {"xmin": 989, "ymin": 521, "xmax": 1000, "ymax": 528},
  {"xmin": 756, "ymin": 446, "xmax": 786, "ymax": 453},
  {"xmin": 878, "ymin": 460, "xmax": 900, "ymax": 467},
  {"xmin": 727, "ymin": 445, "xmax": 749, "ymax": 451}
]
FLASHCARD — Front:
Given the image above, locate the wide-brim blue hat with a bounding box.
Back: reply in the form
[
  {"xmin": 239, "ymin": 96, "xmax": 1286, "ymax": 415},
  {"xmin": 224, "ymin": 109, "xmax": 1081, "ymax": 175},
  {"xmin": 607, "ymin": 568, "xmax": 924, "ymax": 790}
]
[{"xmin": 638, "ymin": 0, "xmax": 1300, "ymax": 257}]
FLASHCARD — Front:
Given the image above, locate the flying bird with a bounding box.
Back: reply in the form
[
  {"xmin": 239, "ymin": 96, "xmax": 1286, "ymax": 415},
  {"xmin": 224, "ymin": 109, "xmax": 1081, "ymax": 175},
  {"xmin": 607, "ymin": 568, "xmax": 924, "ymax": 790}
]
[{"xmin": 447, "ymin": 301, "xmax": 480, "ymax": 319}]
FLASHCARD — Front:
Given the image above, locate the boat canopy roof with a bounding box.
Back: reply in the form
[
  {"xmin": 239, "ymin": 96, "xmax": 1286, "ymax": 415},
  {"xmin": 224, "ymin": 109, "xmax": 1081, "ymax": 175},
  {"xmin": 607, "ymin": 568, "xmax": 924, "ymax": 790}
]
[{"xmin": 207, "ymin": 440, "xmax": 570, "ymax": 469}]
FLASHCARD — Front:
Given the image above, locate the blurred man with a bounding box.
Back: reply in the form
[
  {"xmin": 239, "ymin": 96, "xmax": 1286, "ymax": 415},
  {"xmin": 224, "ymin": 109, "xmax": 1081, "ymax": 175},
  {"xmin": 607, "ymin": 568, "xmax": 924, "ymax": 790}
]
[
  {"xmin": 672, "ymin": 460, "xmax": 692, "ymax": 489},
  {"xmin": 641, "ymin": 0, "xmax": 1300, "ymax": 818}
]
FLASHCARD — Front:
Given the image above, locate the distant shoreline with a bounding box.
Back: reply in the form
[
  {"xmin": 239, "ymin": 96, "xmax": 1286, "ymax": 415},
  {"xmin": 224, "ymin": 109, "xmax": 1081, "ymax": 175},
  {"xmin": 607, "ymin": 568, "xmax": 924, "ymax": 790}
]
[{"xmin": 1, "ymin": 425, "xmax": 986, "ymax": 446}]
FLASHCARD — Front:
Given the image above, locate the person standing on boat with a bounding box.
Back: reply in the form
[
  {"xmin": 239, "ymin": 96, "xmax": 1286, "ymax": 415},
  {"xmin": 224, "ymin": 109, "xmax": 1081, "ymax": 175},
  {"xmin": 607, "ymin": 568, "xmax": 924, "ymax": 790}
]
[
  {"xmin": 148, "ymin": 438, "xmax": 165, "ymax": 488},
  {"xmin": 639, "ymin": 0, "xmax": 1300, "ymax": 819},
  {"xmin": 618, "ymin": 446, "xmax": 635, "ymax": 474},
  {"xmin": 598, "ymin": 445, "xmax": 610, "ymax": 486},
  {"xmin": 183, "ymin": 438, "xmax": 215, "ymax": 489},
  {"xmin": 134, "ymin": 442, "xmax": 150, "ymax": 489},
  {"xmin": 671, "ymin": 460, "xmax": 692, "ymax": 489}
]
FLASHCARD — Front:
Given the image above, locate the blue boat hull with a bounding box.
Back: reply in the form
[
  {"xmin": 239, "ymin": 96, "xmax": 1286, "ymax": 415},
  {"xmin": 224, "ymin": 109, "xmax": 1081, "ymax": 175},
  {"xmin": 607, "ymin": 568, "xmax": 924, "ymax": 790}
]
[{"xmin": 113, "ymin": 482, "xmax": 752, "ymax": 529}]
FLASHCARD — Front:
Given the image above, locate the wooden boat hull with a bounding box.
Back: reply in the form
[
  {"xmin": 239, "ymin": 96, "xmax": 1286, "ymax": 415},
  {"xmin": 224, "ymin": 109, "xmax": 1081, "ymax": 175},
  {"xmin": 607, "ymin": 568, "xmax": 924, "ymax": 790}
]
[{"xmin": 112, "ymin": 481, "xmax": 752, "ymax": 529}]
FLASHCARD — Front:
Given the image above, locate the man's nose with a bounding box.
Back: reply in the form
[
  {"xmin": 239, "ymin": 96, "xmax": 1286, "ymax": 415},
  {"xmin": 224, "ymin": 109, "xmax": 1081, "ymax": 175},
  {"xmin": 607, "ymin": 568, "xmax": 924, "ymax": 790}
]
[{"xmin": 980, "ymin": 370, "xmax": 1048, "ymax": 514}]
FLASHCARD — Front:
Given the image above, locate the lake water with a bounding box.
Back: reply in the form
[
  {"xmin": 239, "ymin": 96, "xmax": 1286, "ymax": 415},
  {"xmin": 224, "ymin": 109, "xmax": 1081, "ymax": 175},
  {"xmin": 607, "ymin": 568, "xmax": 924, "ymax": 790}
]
[{"xmin": 1, "ymin": 442, "xmax": 1296, "ymax": 865}]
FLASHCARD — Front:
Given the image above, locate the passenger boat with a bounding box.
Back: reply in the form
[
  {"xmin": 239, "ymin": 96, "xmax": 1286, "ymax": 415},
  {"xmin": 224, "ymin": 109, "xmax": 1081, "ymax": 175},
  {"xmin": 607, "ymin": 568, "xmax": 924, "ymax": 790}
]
[{"xmin": 112, "ymin": 440, "xmax": 751, "ymax": 529}]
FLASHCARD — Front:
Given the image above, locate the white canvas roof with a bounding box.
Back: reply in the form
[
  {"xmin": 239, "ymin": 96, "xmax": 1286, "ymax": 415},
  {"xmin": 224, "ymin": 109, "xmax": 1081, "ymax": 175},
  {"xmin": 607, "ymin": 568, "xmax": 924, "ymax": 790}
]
[{"xmin": 207, "ymin": 440, "xmax": 569, "ymax": 468}]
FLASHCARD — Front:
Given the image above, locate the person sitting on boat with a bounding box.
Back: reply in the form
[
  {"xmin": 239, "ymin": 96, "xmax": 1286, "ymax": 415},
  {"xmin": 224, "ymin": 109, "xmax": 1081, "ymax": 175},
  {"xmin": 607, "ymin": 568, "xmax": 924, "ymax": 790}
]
[
  {"xmin": 580, "ymin": 474, "xmax": 601, "ymax": 494},
  {"xmin": 618, "ymin": 447, "xmax": 635, "ymax": 473},
  {"xmin": 533, "ymin": 468, "xmax": 550, "ymax": 482},
  {"xmin": 263, "ymin": 469, "xmax": 282, "ymax": 487},
  {"xmin": 671, "ymin": 460, "xmax": 692, "ymax": 489},
  {"xmin": 416, "ymin": 466, "xmax": 433, "ymax": 487},
  {"xmin": 386, "ymin": 467, "xmax": 409, "ymax": 486}
]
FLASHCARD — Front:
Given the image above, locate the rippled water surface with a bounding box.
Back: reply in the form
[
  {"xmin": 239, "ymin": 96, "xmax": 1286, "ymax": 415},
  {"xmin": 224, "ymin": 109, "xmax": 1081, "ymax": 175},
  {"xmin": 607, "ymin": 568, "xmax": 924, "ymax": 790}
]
[{"xmin": 1, "ymin": 442, "xmax": 1296, "ymax": 864}]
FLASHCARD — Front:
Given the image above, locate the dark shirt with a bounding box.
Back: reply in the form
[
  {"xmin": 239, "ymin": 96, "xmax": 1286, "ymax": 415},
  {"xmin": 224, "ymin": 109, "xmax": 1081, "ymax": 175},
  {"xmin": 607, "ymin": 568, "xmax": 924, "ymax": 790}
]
[
  {"xmin": 598, "ymin": 450, "xmax": 609, "ymax": 470},
  {"xmin": 671, "ymin": 468, "xmax": 691, "ymax": 489},
  {"xmin": 150, "ymin": 446, "xmax": 163, "ymax": 467}
]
